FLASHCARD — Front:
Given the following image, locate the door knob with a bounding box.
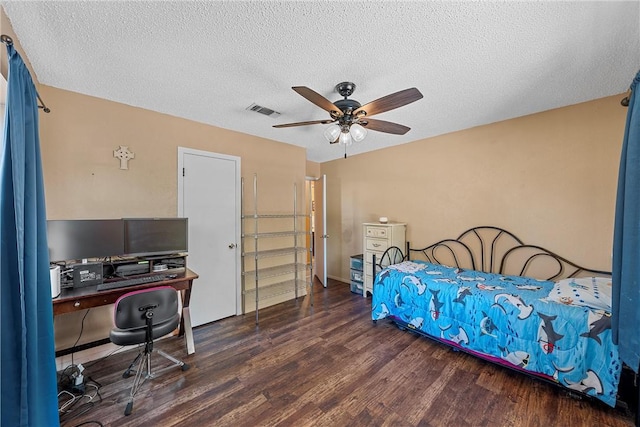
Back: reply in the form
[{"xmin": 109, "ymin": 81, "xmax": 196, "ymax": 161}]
[{"xmin": 229, "ymin": 243, "xmax": 236, "ymax": 249}]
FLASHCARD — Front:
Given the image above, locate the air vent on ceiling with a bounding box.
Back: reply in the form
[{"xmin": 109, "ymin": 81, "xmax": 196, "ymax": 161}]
[{"xmin": 246, "ymin": 103, "xmax": 281, "ymax": 118}]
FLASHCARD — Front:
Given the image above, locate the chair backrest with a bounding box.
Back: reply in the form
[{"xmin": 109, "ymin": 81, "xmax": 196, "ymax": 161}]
[{"xmin": 113, "ymin": 286, "xmax": 178, "ymax": 330}]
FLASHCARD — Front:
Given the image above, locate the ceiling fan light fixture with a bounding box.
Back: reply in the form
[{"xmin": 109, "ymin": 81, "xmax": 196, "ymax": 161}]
[
  {"xmin": 275, "ymin": 82, "xmax": 423, "ymax": 152},
  {"xmin": 323, "ymin": 124, "xmax": 341, "ymax": 142},
  {"xmin": 339, "ymin": 130, "xmax": 353, "ymax": 146},
  {"xmin": 350, "ymin": 123, "xmax": 367, "ymax": 142}
]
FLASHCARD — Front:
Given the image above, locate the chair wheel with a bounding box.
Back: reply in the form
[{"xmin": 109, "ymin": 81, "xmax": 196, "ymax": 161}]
[
  {"xmin": 124, "ymin": 401, "xmax": 133, "ymax": 416},
  {"xmin": 122, "ymin": 371, "xmax": 132, "ymax": 378},
  {"xmin": 181, "ymin": 363, "xmax": 190, "ymax": 371}
]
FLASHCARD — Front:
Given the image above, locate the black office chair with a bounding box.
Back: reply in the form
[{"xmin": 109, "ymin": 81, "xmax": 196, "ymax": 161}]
[{"xmin": 110, "ymin": 286, "xmax": 189, "ymax": 416}]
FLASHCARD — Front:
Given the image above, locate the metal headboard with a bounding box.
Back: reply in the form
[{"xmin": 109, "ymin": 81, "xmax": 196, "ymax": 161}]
[{"xmin": 377, "ymin": 226, "xmax": 610, "ymax": 281}]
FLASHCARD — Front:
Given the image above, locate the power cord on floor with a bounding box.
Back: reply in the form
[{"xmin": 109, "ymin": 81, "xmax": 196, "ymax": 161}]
[
  {"xmin": 58, "ymin": 362, "xmax": 105, "ymax": 426},
  {"xmin": 58, "ymin": 379, "xmax": 103, "ymax": 426},
  {"xmin": 58, "ymin": 308, "xmax": 125, "ymax": 427},
  {"xmin": 58, "ymin": 363, "xmax": 86, "ymax": 395}
]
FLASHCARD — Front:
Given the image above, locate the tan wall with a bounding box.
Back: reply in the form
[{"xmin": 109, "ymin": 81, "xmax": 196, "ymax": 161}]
[
  {"xmin": 40, "ymin": 86, "xmax": 307, "ymax": 219},
  {"xmin": 321, "ymin": 95, "xmax": 626, "ymax": 283},
  {"xmin": 40, "ymin": 85, "xmax": 307, "ymax": 350},
  {"xmin": 306, "ymin": 160, "xmax": 320, "ymax": 178}
]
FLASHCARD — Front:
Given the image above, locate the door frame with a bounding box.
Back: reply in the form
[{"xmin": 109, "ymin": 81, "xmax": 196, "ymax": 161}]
[
  {"xmin": 307, "ymin": 174, "xmax": 327, "ymax": 287},
  {"xmin": 177, "ymin": 147, "xmax": 242, "ymax": 315}
]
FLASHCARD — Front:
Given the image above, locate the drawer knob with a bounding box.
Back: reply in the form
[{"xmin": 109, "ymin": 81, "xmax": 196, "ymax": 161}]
[
  {"xmin": 373, "ymin": 243, "xmax": 381, "ymax": 247},
  {"xmin": 74, "ymin": 301, "xmax": 80, "ymax": 307}
]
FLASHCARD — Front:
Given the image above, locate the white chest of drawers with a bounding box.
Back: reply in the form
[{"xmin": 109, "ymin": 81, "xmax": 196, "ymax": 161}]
[{"xmin": 362, "ymin": 222, "xmax": 406, "ymax": 297}]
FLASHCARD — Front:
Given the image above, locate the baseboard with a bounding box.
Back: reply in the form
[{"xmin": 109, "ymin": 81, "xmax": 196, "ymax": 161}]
[
  {"xmin": 56, "ymin": 342, "xmax": 132, "ymax": 372},
  {"xmin": 55, "ymin": 335, "xmax": 171, "ymax": 372},
  {"xmin": 327, "ymin": 274, "xmax": 349, "ymax": 284}
]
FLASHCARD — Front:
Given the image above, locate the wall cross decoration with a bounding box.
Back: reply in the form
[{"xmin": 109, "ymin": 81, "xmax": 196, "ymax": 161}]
[{"xmin": 114, "ymin": 145, "xmax": 135, "ymax": 170}]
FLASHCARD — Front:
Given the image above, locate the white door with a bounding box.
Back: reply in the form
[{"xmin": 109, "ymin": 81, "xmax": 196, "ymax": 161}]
[
  {"xmin": 313, "ymin": 174, "xmax": 327, "ymax": 287},
  {"xmin": 178, "ymin": 148, "xmax": 241, "ymax": 326}
]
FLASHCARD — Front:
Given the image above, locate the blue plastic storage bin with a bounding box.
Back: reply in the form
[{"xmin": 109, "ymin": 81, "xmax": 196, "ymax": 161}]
[{"xmin": 350, "ymin": 254, "xmax": 363, "ymax": 294}]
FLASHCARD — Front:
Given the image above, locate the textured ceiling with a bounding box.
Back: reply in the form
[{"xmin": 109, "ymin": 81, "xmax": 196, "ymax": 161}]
[{"xmin": 2, "ymin": 1, "xmax": 639, "ymax": 163}]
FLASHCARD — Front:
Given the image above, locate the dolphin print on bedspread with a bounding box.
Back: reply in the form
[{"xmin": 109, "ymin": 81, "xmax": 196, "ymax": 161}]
[{"xmin": 371, "ymin": 260, "xmax": 621, "ymax": 407}]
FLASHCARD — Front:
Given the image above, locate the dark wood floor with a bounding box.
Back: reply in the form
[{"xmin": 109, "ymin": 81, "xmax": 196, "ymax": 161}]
[{"xmin": 61, "ymin": 279, "xmax": 635, "ymax": 427}]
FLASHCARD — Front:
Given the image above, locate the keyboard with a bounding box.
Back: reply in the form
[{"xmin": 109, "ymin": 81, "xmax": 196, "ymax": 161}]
[{"xmin": 96, "ymin": 274, "xmax": 166, "ymax": 291}]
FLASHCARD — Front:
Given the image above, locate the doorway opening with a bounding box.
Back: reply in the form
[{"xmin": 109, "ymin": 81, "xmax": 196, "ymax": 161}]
[{"xmin": 306, "ymin": 175, "xmax": 326, "ymax": 287}]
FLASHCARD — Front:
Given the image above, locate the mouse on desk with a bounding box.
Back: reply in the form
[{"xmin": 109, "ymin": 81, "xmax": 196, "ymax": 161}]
[{"xmin": 166, "ymin": 274, "xmax": 178, "ymax": 279}]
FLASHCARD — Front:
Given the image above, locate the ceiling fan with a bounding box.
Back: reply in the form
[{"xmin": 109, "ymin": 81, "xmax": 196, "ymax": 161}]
[{"xmin": 273, "ymin": 82, "xmax": 423, "ymax": 145}]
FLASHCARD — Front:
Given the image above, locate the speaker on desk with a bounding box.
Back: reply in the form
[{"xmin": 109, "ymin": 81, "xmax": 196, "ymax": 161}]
[{"xmin": 50, "ymin": 265, "xmax": 61, "ymax": 298}]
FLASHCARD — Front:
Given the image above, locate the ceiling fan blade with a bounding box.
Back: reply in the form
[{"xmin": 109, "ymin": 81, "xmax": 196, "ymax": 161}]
[
  {"xmin": 273, "ymin": 119, "xmax": 335, "ymax": 128},
  {"xmin": 292, "ymin": 86, "xmax": 344, "ymax": 117},
  {"xmin": 354, "ymin": 87, "xmax": 423, "ymax": 117},
  {"xmin": 360, "ymin": 118, "xmax": 411, "ymax": 135}
]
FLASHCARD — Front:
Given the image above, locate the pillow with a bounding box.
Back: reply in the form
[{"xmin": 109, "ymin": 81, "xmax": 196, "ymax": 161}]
[
  {"xmin": 547, "ymin": 277, "xmax": 612, "ymax": 311},
  {"xmin": 387, "ymin": 260, "xmax": 428, "ymax": 274}
]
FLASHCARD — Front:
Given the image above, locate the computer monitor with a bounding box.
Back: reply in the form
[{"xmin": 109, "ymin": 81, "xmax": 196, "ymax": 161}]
[
  {"xmin": 123, "ymin": 218, "xmax": 188, "ymax": 257},
  {"xmin": 47, "ymin": 219, "xmax": 125, "ymax": 263}
]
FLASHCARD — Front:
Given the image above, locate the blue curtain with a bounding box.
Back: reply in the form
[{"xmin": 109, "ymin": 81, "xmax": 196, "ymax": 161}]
[
  {"xmin": 0, "ymin": 44, "xmax": 59, "ymax": 425},
  {"xmin": 613, "ymin": 70, "xmax": 640, "ymax": 374}
]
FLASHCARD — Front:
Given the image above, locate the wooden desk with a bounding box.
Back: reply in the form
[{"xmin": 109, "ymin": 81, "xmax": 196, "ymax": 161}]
[{"xmin": 53, "ymin": 268, "xmax": 199, "ymax": 355}]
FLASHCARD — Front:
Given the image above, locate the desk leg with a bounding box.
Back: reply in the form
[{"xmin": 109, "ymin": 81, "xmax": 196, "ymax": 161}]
[
  {"xmin": 182, "ymin": 306, "xmax": 195, "ymax": 355},
  {"xmin": 178, "ymin": 285, "xmax": 195, "ymax": 355}
]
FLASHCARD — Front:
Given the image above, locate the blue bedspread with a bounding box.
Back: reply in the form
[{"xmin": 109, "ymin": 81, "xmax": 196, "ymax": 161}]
[{"xmin": 371, "ymin": 260, "xmax": 621, "ymax": 407}]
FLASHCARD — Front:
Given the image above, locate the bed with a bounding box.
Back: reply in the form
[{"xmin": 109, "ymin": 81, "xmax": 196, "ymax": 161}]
[{"xmin": 370, "ymin": 226, "xmax": 621, "ymax": 407}]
